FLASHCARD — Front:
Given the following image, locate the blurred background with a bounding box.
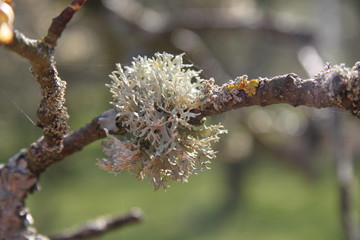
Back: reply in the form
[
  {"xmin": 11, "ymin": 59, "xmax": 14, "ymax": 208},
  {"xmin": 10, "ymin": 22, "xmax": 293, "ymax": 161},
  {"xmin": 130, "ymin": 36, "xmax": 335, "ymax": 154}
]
[{"xmin": 1, "ymin": 0, "xmax": 360, "ymax": 239}]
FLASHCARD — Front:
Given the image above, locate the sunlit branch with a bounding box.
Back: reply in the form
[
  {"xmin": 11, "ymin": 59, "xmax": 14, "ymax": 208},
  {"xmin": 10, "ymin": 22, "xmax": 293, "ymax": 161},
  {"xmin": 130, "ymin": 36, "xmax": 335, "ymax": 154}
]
[
  {"xmin": 50, "ymin": 209, "xmax": 142, "ymax": 240},
  {"xmin": 190, "ymin": 61, "xmax": 360, "ymax": 124},
  {"xmin": 44, "ymin": 0, "xmax": 88, "ymax": 48},
  {"xmin": 0, "ymin": 1, "xmax": 88, "ymax": 239}
]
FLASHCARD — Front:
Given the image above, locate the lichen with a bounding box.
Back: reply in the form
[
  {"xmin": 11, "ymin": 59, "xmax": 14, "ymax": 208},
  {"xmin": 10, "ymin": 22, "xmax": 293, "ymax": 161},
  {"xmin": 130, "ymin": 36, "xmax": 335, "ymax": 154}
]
[
  {"xmin": 98, "ymin": 52, "xmax": 226, "ymax": 190},
  {"xmin": 227, "ymin": 75, "xmax": 259, "ymax": 97},
  {"xmin": 316, "ymin": 62, "xmax": 360, "ymax": 117}
]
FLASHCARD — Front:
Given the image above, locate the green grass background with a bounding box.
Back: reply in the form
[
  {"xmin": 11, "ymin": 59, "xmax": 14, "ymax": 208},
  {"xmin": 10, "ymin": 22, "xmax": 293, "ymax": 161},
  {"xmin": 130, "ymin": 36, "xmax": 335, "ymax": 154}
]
[{"xmin": 27, "ymin": 142, "xmax": 346, "ymax": 240}]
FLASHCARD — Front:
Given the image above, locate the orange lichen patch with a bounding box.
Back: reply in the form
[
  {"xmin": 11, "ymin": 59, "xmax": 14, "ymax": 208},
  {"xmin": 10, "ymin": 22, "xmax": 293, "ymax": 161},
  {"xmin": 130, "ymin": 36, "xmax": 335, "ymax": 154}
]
[{"xmin": 227, "ymin": 77, "xmax": 260, "ymax": 97}]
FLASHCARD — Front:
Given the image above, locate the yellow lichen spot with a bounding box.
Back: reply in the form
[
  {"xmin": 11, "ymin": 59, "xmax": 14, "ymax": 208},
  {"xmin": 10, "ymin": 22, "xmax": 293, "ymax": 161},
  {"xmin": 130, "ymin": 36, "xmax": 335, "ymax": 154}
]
[
  {"xmin": 245, "ymin": 79, "xmax": 260, "ymax": 96},
  {"xmin": 227, "ymin": 77, "xmax": 259, "ymax": 97}
]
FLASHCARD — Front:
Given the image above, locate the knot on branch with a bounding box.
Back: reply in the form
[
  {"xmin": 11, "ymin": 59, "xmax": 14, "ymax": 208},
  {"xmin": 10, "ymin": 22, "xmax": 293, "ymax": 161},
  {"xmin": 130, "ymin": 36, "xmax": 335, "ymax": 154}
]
[
  {"xmin": 317, "ymin": 62, "xmax": 360, "ymax": 117},
  {"xmin": 284, "ymin": 73, "xmax": 300, "ymax": 87}
]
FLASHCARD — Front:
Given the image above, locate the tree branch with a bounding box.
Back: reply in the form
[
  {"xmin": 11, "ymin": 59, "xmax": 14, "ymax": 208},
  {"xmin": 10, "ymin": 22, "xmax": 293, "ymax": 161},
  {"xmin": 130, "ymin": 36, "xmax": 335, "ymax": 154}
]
[
  {"xmin": 3, "ymin": 0, "xmax": 90, "ymax": 168},
  {"xmin": 0, "ymin": 111, "xmax": 126, "ymax": 240},
  {"xmin": 6, "ymin": 33, "xmax": 69, "ymax": 150},
  {"xmin": 43, "ymin": 0, "xmax": 88, "ymax": 49},
  {"xmin": 49, "ymin": 209, "xmax": 142, "ymax": 240},
  {"xmin": 8, "ymin": 111, "xmax": 124, "ymax": 175},
  {"xmin": 1, "ymin": 1, "xmax": 359, "ymax": 239},
  {"xmin": 0, "ymin": 164, "xmax": 38, "ymax": 240},
  {"xmin": 190, "ymin": 61, "xmax": 360, "ymax": 124},
  {"xmin": 5, "ymin": 30, "xmax": 43, "ymax": 60},
  {"xmin": 0, "ymin": 1, "xmax": 88, "ymax": 238},
  {"xmin": 15, "ymin": 61, "xmax": 358, "ymax": 175},
  {"xmin": 4, "ymin": 1, "xmax": 87, "ymax": 152}
]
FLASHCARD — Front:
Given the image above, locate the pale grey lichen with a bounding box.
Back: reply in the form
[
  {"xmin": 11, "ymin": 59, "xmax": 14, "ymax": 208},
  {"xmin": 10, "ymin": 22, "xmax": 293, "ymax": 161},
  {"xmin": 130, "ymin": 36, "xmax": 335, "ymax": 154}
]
[
  {"xmin": 98, "ymin": 52, "xmax": 226, "ymax": 190},
  {"xmin": 316, "ymin": 62, "xmax": 360, "ymax": 117},
  {"xmin": 98, "ymin": 109, "xmax": 119, "ymax": 132}
]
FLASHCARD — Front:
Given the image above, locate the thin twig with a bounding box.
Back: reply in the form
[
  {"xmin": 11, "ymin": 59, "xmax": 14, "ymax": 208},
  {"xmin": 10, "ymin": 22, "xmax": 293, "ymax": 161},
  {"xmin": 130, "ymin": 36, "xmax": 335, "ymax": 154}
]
[
  {"xmin": 11, "ymin": 112, "xmax": 125, "ymax": 175},
  {"xmin": 3, "ymin": 0, "xmax": 90, "ymax": 164},
  {"xmin": 0, "ymin": 112, "xmax": 123, "ymax": 239},
  {"xmin": 6, "ymin": 32, "xmax": 70, "ymax": 148},
  {"xmin": 50, "ymin": 209, "xmax": 142, "ymax": 240},
  {"xmin": 44, "ymin": 0, "xmax": 88, "ymax": 48}
]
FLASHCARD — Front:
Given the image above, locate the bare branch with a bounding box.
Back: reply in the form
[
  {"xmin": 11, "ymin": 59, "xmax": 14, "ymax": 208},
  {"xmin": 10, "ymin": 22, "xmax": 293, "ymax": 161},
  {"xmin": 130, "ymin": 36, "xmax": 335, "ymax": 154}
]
[
  {"xmin": 190, "ymin": 61, "xmax": 360, "ymax": 124},
  {"xmin": 11, "ymin": 59, "xmax": 356, "ymax": 174},
  {"xmin": 7, "ymin": 111, "xmax": 124, "ymax": 175},
  {"xmin": 3, "ymin": 0, "xmax": 88, "ymax": 160},
  {"xmin": 5, "ymin": 34, "xmax": 69, "ymax": 150},
  {"xmin": 50, "ymin": 209, "xmax": 142, "ymax": 240},
  {"xmin": 0, "ymin": 1, "xmax": 90, "ymax": 238},
  {"xmin": 0, "ymin": 164, "xmax": 38, "ymax": 240},
  {"xmin": 0, "ymin": 112, "xmax": 125, "ymax": 239},
  {"xmin": 1, "ymin": 1, "xmax": 359, "ymax": 239},
  {"xmin": 44, "ymin": 0, "xmax": 88, "ymax": 49},
  {"xmin": 5, "ymin": 30, "xmax": 45, "ymax": 62}
]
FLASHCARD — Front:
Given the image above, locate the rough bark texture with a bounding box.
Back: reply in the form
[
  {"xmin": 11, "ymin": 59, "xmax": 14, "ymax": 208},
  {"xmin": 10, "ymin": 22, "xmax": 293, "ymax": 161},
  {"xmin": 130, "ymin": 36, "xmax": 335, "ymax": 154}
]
[
  {"xmin": 0, "ymin": 113, "xmax": 126, "ymax": 239},
  {"xmin": 0, "ymin": 164, "xmax": 37, "ymax": 239},
  {"xmin": 0, "ymin": 1, "xmax": 88, "ymax": 239},
  {"xmin": 44, "ymin": 0, "xmax": 87, "ymax": 48},
  {"xmin": 0, "ymin": 0, "xmax": 360, "ymax": 239},
  {"xmin": 50, "ymin": 209, "xmax": 142, "ymax": 240},
  {"xmin": 190, "ymin": 64, "xmax": 360, "ymax": 124}
]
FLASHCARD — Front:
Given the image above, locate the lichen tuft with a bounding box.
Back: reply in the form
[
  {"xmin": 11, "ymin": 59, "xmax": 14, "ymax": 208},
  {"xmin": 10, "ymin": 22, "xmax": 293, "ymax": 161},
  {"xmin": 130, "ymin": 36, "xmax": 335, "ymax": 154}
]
[
  {"xmin": 98, "ymin": 52, "xmax": 226, "ymax": 190},
  {"xmin": 316, "ymin": 62, "xmax": 360, "ymax": 117}
]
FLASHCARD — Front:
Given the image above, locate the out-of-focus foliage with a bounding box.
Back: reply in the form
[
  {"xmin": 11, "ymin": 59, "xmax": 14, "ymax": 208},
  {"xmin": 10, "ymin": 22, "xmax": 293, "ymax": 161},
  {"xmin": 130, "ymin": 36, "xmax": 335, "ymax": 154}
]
[{"xmin": 1, "ymin": 0, "xmax": 360, "ymax": 239}]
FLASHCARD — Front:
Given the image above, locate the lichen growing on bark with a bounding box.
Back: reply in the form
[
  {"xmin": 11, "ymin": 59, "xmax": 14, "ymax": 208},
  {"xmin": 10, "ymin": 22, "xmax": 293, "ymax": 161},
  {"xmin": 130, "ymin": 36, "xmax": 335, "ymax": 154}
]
[
  {"xmin": 98, "ymin": 52, "xmax": 226, "ymax": 190},
  {"xmin": 316, "ymin": 62, "xmax": 360, "ymax": 117}
]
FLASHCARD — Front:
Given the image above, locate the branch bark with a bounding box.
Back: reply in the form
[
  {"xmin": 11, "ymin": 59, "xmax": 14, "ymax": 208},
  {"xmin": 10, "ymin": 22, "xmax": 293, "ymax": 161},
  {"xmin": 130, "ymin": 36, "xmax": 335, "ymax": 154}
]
[
  {"xmin": 3, "ymin": 0, "xmax": 88, "ymax": 173},
  {"xmin": 102, "ymin": 0, "xmax": 313, "ymax": 40},
  {"xmin": 190, "ymin": 62, "xmax": 360, "ymax": 124},
  {"xmin": 6, "ymin": 30, "xmax": 69, "ymax": 151},
  {"xmin": 0, "ymin": 1, "xmax": 89, "ymax": 239},
  {"xmin": 50, "ymin": 209, "xmax": 142, "ymax": 240},
  {"xmin": 0, "ymin": 110, "xmax": 126, "ymax": 239},
  {"xmin": 44, "ymin": 0, "xmax": 88, "ymax": 48},
  {"xmin": 1, "ymin": 1, "xmax": 360, "ymax": 239}
]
